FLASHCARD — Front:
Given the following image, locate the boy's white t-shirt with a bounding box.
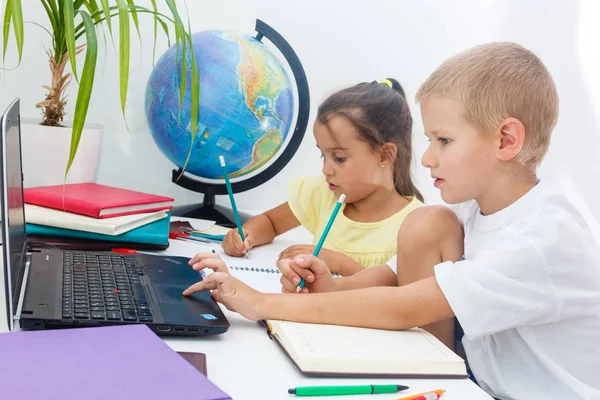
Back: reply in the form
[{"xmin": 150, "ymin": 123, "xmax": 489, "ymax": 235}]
[{"xmin": 387, "ymin": 181, "xmax": 600, "ymax": 400}]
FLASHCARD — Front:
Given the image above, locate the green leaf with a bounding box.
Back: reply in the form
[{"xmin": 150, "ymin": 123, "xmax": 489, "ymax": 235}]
[
  {"xmin": 99, "ymin": 0, "xmax": 112, "ymax": 34},
  {"xmin": 63, "ymin": 0, "xmax": 78, "ymax": 81},
  {"xmin": 165, "ymin": 0, "xmax": 186, "ymax": 110},
  {"xmin": 41, "ymin": 0, "xmax": 61, "ymax": 61},
  {"xmin": 180, "ymin": 43, "xmax": 199, "ymax": 174},
  {"xmin": 126, "ymin": 0, "xmax": 140, "ymax": 39},
  {"xmin": 39, "ymin": 1, "xmax": 58, "ymax": 35},
  {"xmin": 150, "ymin": 0, "xmax": 157, "ymax": 62},
  {"xmin": 2, "ymin": 0, "xmax": 12, "ymax": 62},
  {"xmin": 65, "ymin": 10, "xmax": 97, "ymax": 178},
  {"xmin": 5, "ymin": 0, "xmax": 24, "ymax": 63},
  {"xmin": 116, "ymin": 0, "xmax": 130, "ymax": 118}
]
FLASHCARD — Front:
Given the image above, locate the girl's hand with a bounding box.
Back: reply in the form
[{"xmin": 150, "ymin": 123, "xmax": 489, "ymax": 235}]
[
  {"xmin": 182, "ymin": 272, "xmax": 266, "ymax": 321},
  {"xmin": 277, "ymin": 255, "xmax": 336, "ymax": 294},
  {"xmin": 278, "ymin": 244, "xmax": 316, "ymax": 261},
  {"xmin": 222, "ymin": 228, "xmax": 253, "ymax": 257},
  {"xmin": 188, "ymin": 252, "xmax": 229, "ymax": 274},
  {"xmin": 279, "ymin": 246, "xmax": 347, "ymax": 274}
]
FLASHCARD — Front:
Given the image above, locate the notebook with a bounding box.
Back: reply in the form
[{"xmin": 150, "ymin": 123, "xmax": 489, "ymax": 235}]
[
  {"xmin": 27, "ymin": 235, "xmax": 169, "ymax": 251},
  {"xmin": 23, "ymin": 182, "xmax": 174, "ymax": 218},
  {"xmin": 25, "ymin": 204, "xmax": 168, "ymax": 235},
  {"xmin": 26, "ymin": 211, "xmax": 171, "ymax": 245},
  {"xmin": 0, "ymin": 324, "xmax": 231, "ymax": 400},
  {"xmin": 177, "ymin": 352, "xmax": 208, "ymax": 376},
  {"xmin": 264, "ymin": 320, "xmax": 468, "ymax": 379}
]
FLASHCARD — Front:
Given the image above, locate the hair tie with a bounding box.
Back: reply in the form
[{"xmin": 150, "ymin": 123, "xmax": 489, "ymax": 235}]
[{"xmin": 380, "ymin": 79, "xmax": 393, "ymax": 88}]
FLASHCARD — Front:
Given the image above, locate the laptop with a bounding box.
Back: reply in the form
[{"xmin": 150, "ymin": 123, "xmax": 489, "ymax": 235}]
[{"xmin": 1, "ymin": 99, "xmax": 229, "ymax": 336}]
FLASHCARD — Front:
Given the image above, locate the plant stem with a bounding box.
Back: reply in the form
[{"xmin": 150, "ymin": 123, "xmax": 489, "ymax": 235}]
[{"xmin": 35, "ymin": 49, "xmax": 72, "ymax": 126}]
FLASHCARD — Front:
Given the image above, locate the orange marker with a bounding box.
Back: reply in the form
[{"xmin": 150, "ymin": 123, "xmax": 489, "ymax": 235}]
[{"xmin": 397, "ymin": 389, "xmax": 445, "ymax": 400}]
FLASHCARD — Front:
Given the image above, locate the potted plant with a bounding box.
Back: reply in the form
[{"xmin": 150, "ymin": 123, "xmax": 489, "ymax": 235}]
[{"xmin": 2, "ymin": 0, "xmax": 199, "ymax": 185}]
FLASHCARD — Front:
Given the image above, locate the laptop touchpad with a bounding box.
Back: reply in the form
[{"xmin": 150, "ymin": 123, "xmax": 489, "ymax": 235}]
[{"xmin": 152, "ymin": 283, "xmax": 212, "ymax": 305}]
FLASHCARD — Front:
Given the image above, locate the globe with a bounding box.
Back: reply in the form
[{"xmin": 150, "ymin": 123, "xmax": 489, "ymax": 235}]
[{"xmin": 145, "ymin": 29, "xmax": 295, "ymax": 180}]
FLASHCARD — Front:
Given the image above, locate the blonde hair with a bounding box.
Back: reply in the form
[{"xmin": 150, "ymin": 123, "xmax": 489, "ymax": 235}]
[{"xmin": 415, "ymin": 42, "xmax": 559, "ymax": 167}]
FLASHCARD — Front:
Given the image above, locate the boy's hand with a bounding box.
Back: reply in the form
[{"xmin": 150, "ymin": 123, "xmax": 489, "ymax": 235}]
[
  {"xmin": 277, "ymin": 255, "xmax": 336, "ymax": 294},
  {"xmin": 182, "ymin": 272, "xmax": 265, "ymax": 321},
  {"xmin": 188, "ymin": 252, "xmax": 229, "ymax": 274},
  {"xmin": 222, "ymin": 229, "xmax": 253, "ymax": 257}
]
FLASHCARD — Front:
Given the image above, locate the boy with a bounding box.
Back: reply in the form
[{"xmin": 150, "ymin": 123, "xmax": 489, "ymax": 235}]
[{"xmin": 184, "ymin": 43, "xmax": 600, "ymax": 399}]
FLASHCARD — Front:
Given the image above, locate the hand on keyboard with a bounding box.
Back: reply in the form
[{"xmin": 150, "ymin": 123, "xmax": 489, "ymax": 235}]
[
  {"xmin": 182, "ymin": 272, "xmax": 264, "ymax": 321},
  {"xmin": 188, "ymin": 252, "xmax": 230, "ymax": 274}
]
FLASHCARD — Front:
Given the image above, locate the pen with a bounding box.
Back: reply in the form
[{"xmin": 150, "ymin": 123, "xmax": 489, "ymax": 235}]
[
  {"xmin": 397, "ymin": 389, "xmax": 445, "ymax": 400},
  {"xmin": 297, "ymin": 193, "xmax": 346, "ymax": 291},
  {"xmin": 288, "ymin": 384, "xmax": 409, "ymax": 397},
  {"xmin": 219, "ymin": 155, "xmax": 248, "ymax": 256},
  {"xmin": 169, "ymin": 232, "xmax": 213, "ymax": 244}
]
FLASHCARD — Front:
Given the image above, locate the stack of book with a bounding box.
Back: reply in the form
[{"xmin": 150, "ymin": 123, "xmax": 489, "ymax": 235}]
[{"xmin": 24, "ymin": 183, "xmax": 175, "ymax": 250}]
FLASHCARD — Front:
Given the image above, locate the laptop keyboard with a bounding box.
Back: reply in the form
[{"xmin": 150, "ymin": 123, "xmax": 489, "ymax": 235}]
[{"xmin": 61, "ymin": 252, "xmax": 154, "ymax": 323}]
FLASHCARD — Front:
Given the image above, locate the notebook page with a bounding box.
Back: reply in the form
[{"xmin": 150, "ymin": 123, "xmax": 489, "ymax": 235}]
[
  {"xmin": 217, "ymin": 245, "xmax": 283, "ymax": 294},
  {"xmin": 271, "ymin": 321, "xmax": 464, "ymax": 374}
]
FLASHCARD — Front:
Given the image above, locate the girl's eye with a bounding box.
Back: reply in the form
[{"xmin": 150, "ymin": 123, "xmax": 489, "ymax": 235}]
[
  {"xmin": 334, "ymin": 157, "xmax": 346, "ymax": 163},
  {"xmin": 438, "ymin": 138, "xmax": 450, "ymax": 145}
]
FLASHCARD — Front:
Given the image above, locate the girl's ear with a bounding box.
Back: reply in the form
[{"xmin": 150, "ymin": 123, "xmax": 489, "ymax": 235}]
[{"xmin": 379, "ymin": 143, "xmax": 398, "ymax": 165}]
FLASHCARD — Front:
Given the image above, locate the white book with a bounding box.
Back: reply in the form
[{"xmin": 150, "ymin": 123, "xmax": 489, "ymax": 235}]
[
  {"xmin": 24, "ymin": 204, "xmax": 168, "ymax": 236},
  {"xmin": 264, "ymin": 320, "xmax": 468, "ymax": 378}
]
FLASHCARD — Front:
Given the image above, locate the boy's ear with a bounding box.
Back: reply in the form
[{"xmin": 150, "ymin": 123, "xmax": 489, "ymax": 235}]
[
  {"xmin": 496, "ymin": 118, "xmax": 525, "ymax": 161},
  {"xmin": 379, "ymin": 143, "xmax": 398, "ymax": 165}
]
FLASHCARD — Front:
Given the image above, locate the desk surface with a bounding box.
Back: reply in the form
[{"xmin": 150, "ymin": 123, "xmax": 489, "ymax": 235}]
[{"xmin": 0, "ymin": 219, "xmax": 493, "ymax": 400}]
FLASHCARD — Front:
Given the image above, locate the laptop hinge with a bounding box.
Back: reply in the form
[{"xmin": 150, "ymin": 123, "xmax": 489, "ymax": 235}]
[{"xmin": 14, "ymin": 254, "xmax": 31, "ymax": 322}]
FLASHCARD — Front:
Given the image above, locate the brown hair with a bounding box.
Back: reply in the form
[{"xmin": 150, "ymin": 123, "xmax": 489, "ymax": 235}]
[
  {"xmin": 316, "ymin": 79, "xmax": 424, "ymax": 202},
  {"xmin": 415, "ymin": 42, "xmax": 559, "ymax": 167}
]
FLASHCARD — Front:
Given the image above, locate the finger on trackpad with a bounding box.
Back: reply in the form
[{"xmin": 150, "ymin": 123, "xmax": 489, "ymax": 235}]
[{"xmin": 152, "ymin": 283, "xmax": 210, "ymax": 304}]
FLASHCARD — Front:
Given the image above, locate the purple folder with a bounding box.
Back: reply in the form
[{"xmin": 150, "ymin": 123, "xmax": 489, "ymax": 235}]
[{"xmin": 0, "ymin": 325, "xmax": 231, "ymax": 400}]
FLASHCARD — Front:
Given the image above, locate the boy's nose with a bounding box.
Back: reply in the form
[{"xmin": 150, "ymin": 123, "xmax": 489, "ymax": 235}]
[{"xmin": 421, "ymin": 146, "xmax": 437, "ymax": 169}]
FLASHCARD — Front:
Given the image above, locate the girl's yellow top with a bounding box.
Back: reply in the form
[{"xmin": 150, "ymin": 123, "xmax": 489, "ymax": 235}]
[{"xmin": 288, "ymin": 176, "xmax": 423, "ymax": 267}]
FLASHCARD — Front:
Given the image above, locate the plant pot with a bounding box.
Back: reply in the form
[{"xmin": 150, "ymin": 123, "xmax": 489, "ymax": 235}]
[{"xmin": 20, "ymin": 118, "xmax": 103, "ymax": 188}]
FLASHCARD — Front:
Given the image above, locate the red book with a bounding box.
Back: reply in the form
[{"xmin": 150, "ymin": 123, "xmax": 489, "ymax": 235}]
[{"xmin": 24, "ymin": 182, "xmax": 174, "ymax": 218}]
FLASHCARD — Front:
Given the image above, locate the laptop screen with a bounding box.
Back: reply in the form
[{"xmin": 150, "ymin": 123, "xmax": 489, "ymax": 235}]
[{"xmin": 1, "ymin": 99, "xmax": 28, "ymax": 329}]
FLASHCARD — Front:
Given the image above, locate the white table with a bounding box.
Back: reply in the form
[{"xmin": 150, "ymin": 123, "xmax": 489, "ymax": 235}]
[{"xmin": 0, "ymin": 220, "xmax": 493, "ymax": 400}]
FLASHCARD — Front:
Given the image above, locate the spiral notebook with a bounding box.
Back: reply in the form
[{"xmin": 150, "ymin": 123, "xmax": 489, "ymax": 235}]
[
  {"xmin": 224, "ymin": 256, "xmax": 339, "ymax": 294},
  {"xmin": 227, "ymin": 265, "xmax": 283, "ymax": 293}
]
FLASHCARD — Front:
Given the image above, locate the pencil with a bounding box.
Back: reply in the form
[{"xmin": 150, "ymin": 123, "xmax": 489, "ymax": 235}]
[
  {"xmin": 297, "ymin": 193, "xmax": 346, "ymax": 292},
  {"xmin": 219, "ymin": 155, "xmax": 248, "ymax": 256}
]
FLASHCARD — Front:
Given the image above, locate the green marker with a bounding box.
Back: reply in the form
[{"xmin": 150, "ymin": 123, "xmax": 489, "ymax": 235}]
[
  {"xmin": 297, "ymin": 193, "xmax": 345, "ymax": 291},
  {"xmin": 288, "ymin": 384, "xmax": 409, "ymax": 396}
]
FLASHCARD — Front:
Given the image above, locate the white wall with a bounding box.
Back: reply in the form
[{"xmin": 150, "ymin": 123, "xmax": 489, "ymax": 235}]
[{"xmin": 1, "ymin": 0, "xmax": 600, "ymax": 237}]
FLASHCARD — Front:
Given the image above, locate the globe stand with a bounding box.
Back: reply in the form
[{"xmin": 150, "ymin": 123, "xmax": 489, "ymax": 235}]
[
  {"xmin": 170, "ymin": 170, "xmax": 252, "ymax": 228},
  {"xmin": 170, "ymin": 19, "xmax": 310, "ymax": 227}
]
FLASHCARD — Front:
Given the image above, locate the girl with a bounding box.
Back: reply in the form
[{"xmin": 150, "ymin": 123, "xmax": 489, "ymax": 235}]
[{"xmin": 223, "ymin": 79, "xmax": 423, "ymax": 275}]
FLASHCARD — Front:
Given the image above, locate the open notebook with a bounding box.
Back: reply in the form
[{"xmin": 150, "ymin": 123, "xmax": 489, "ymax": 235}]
[{"xmin": 264, "ymin": 320, "xmax": 467, "ymax": 379}]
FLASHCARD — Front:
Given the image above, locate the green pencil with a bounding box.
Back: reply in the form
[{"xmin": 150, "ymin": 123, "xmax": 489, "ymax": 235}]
[
  {"xmin": 219, "ymin": 155, "xmax": 247, "ymax": 255},
  {"xmin": 297, "ymin": 193, "xmax": 346, "ymax": 291}
]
